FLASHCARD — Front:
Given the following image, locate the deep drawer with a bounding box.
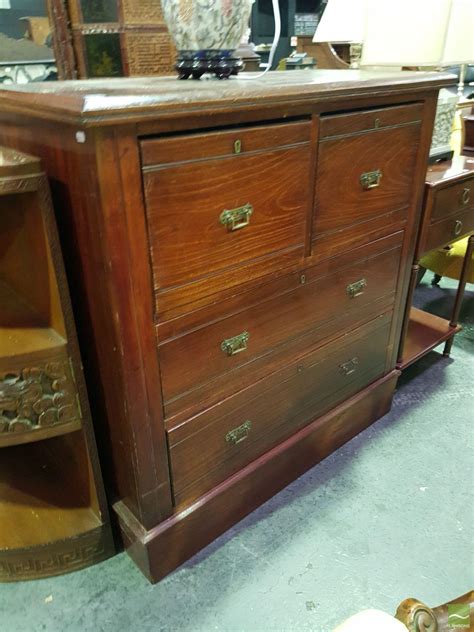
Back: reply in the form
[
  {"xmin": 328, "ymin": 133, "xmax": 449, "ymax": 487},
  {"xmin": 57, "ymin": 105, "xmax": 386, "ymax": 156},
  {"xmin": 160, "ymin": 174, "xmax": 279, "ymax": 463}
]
[
  {"xmin": 141, "ymin": 121, "xmax": 311, "ymax": 311},
  {"xmin": 423, "ymin": 208, "xmax": 474, "ymax": 253},
  {"xmin": 159, "ymin": 232, "xmax": 402, "ymax": 416},
  {"xmin": 431, "ymin": 178, "xmax": 473, "ymax": 222},
  {"xmin": 168, "ymin": 313, "xmax": 392, "ymax": 506},
  {"xmin": 313, "ymin": 105, "xmax": 421, "ymax": 237}
]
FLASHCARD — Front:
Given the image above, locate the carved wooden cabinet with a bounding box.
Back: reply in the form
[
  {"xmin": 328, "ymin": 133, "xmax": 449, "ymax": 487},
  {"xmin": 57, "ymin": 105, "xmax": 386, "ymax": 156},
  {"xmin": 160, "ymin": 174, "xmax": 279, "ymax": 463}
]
[
  {"xmin": 0, "ymin": 70, "xmax": 451, "ymax": 582},
  {"xmin": 0, "ymin": 148, "xmax": 114, "ymax": 581},
  {"xmin": 47, "ymin": 0, "xmax": 175, "ymax": 80}
]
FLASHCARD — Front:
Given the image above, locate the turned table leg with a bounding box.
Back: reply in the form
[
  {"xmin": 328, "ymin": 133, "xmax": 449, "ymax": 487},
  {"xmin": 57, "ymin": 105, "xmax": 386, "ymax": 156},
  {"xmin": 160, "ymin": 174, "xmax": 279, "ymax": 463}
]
[{"xmin": 443, "ymin": 234, "xmax": 474, "ymax": 356}]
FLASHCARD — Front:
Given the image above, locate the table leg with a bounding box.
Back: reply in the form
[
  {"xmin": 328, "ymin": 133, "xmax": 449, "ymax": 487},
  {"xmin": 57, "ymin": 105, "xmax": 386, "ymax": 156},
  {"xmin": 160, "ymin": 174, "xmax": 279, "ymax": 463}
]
[
  {"xmin": 443, "ymin": 234, "xmax": 474, "ymax": 356},
  {"xmin": 397, "ymin": 263, "xmax": 420, "ymax": 367}
]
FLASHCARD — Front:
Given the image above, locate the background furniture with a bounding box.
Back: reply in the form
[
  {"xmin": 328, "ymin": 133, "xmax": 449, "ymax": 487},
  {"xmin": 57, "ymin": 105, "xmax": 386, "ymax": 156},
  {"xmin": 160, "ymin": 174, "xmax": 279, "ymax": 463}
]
[
  {"xmin": 333, "ymin": 591, "xmax": 474, "ymax": 631},
  {"xmin": 0, "ymin": 147, "xmax": 113, "ymax": 581},
  {"xmin": 398, "ymin": 155, "xmax": 474, "ymax": 367},
  {"xmin": 251, "ymin": 0, "xmax": 325, "ymax": 69},
  {"xmin": 296, "ymin": 39, "xmax": 349, "ymax": 69},
  {"xmin": 0, "ymin": 69, "xmax": 451, "ymax": 582},
  {"xmin": 314, "ymin": 0, "xmax": 474, "ymax": 162},
  {"xmin": 396, "ymin": 591, "xmax": 474, "ymax": 631},
  {"xmin": 47, "ymin": 0, "xmax": 175, "ymax": 79},
  {"xmin": 463, "ymin": 104, "xmax": 474, "ymax": 156}
]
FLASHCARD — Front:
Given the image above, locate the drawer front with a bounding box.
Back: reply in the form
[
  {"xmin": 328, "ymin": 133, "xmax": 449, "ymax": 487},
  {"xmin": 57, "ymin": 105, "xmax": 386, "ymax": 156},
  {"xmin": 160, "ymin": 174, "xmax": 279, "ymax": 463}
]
[
  {"xmin": 141, "ymin": 120, "xmax": 311, "ymax": 166},
  {"xmin": 159, "ymin": 232, "xmax": 402, "ymax": 413},
  {"xmin": 423, "ymin": 208, "xmax": 474, "ymax": 253},
  {"xmin": 168, "ymin": 313, "xmax": 392, "ymax": 506},
  {"xmin": 319, "ymin": 103, "xmax": 423, "ymax": 139},
  {"xmin": 431, "ymin": 178, "xmax": 473, "ymax": 222},
  {"xmin": 313, "ymin": 108, "xmax": 421, "ymax": 236},
  {"xmin": 142, "ymin": 122, "xmax": 311, "ymax": 307}
]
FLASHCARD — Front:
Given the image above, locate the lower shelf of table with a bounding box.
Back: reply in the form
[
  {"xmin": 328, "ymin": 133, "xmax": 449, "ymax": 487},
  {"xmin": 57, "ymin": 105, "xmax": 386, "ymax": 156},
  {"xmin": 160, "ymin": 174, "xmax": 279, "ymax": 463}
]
[
  {"xmin": 398, "ymin": 307, "xmax": 462, "ymax": 370},
  {"xmin": 0, "ymin": 431, "xmax": 112, "ymax": 581}
]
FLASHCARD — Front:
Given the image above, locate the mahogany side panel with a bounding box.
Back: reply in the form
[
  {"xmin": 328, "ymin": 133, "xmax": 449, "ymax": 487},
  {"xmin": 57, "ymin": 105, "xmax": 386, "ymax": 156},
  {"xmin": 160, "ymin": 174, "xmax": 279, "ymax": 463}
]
[
  {"xmin": 94, "ymin": 128, "xmax": 173, "ymax": 525},
  {"xmin": 384, "ymin": 93, "xmax": 439, "ymax": 372}
]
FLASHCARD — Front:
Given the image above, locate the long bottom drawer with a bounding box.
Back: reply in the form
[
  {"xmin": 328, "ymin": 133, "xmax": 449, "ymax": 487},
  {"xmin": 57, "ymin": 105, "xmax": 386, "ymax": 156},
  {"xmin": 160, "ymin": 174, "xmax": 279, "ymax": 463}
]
[{"xmin": 168, "ymin": 312, "xmax": 392, "ymax": 506}]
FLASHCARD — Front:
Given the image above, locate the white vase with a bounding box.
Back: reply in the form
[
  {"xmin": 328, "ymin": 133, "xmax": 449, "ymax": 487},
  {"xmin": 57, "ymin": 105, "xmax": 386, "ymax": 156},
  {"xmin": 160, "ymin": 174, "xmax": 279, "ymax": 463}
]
[{"xmin": 161, "ymin": 0, "xmax": 254, "ymax": 79}]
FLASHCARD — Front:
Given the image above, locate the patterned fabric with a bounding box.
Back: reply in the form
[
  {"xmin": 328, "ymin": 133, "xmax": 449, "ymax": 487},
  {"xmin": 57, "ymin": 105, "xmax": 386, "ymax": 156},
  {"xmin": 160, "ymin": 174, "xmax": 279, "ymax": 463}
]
[
  {"xmin": 420, "ymin": 237, "xmax": 474, "ymax": 283},
  {"xmin": 162, "ymin": 0, "xmax": 252, "ymax": 51}
]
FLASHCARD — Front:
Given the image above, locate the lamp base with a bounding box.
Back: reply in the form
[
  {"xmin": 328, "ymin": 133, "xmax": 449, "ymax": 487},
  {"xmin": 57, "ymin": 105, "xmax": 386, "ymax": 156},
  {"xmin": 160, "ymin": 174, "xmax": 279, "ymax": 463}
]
[
  {"xmin": 429, "ymin": 88, "xmax": 458, "ymax": 163},
  {"xmin": 176, "ymin": 50, "xmax": 244, "ymax": 80}
]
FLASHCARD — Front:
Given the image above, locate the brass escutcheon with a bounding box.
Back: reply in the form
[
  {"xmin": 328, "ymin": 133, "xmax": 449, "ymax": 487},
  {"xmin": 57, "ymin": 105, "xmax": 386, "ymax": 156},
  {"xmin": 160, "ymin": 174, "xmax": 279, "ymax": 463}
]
[
  {"xmin": 360, "ymin": 169, "xmax": 382, "ymax": 190},
  {"xmin": 339, "ymin": 357, "xmax": 359, "ymax": 376},
  {"xmin": 234, "ymin": 139, "xmax": 242, "ymax": 154},
  {"xmin": 347, "ymin": 278, "xmax": 367, "ymax": 298},
  {"xmin": 221, "ymin": 331, "xmax": 249, "ymax": 356},
  {"xmin": 226, "ymin": 420, "xmax": 252, "ymax": 445},
  {"xmin": 220, "ymin": 203, "xmax": 253, "ymax": 231}
]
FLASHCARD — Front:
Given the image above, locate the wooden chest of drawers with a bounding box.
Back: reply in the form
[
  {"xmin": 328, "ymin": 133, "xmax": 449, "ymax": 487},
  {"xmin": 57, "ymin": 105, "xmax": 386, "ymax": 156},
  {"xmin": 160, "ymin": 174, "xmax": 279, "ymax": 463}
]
[{"xmin": 0, "ymin": 70, "xmax": 452, "ymax": 582}]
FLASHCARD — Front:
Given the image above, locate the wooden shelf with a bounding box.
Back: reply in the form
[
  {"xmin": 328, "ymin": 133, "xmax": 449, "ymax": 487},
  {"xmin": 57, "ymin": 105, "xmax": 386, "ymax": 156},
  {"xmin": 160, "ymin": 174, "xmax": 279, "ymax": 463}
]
[
  {"xmin": 398, "ymin": 307, "xmax": 461, "ymax": 369},
  {"xmin": 0, "ymin": 280, "xmax": 80, "ymax": 448},
  {"xmin": 0, "ymin": 434, "xmax": 101, "ymax": 551},
  {"xmin": 0, "ymin": 280, "xmax": 65, "ymax": 359},
  {"xmin": 0, "ymin": 419, "xmax": 83, "ymax": 449}
]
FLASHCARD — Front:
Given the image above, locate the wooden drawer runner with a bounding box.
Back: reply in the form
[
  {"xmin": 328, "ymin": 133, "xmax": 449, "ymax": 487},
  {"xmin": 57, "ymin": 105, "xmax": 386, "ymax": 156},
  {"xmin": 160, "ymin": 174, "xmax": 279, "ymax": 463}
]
[
  {"xmin": 141, "ymin": 121, "xmax": 311, "ymax": 314},
  {"xmin": 423, "ymin": 208, "xmax": 474, "ymax": 253},
  {"xmin": 431, "ymin": 178, "xmax": 473, "ymax": 222},
  {"xmin": 313, "ymin": 104, "xmax": 422, "ymax": 237},
  {"xmin": 159, "ymin": 232, "xmax": 403, "ymax": 417},
  {"xmin": 168, "ymin": 313, "xmax": 392, "ymax": 506}
]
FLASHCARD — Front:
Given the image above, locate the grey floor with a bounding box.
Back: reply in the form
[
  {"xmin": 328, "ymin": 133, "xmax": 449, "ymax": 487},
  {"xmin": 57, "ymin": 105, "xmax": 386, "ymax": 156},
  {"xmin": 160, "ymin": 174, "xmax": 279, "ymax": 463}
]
[{"xmin": 1, "ymin": 277, "xmax": 473, "ymax": 632}]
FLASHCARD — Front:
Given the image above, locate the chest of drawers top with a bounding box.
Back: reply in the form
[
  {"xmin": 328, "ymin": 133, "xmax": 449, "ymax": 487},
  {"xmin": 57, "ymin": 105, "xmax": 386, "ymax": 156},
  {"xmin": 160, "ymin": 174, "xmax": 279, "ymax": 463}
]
[{"xmin": 0, "ymin": 69, "xmax": 452, "ymax": 126}]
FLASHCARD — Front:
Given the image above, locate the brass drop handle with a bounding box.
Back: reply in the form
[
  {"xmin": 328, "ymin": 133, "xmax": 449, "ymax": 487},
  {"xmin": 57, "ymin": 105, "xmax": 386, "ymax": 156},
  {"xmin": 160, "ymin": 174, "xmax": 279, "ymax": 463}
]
[
  {"xmin": 220, "ymin": 203, "xmax": 253, "ymax": 231},
  {"xmin": 221, "ymin": 331, "xmax": 249, "ymax": 356},
  {"xmin": 454, "ymin": 219, "xmax": 463, "ymax": 236},
  {"xmin": 339, "ymin": 357, "xmax": 359, "ymax": 376},
  {"xmin": 360, "ymin": 169, "xmax": 382, "ymax": 190},
  {"xmin": 347, "ymin": 278, "xmax": 367, "ymax": 298},
  {"xmin": 226, "ymin": 420, "xmax": 252, "ymax": 445},
  {"xmin": 461, "ymin": 187, "xmax": 471, "ymax": 206}
]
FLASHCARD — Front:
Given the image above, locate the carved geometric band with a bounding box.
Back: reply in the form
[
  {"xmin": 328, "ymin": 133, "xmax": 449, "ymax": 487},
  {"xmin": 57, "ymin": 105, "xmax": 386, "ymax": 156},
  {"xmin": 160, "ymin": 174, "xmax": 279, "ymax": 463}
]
[{"xmin": 0, "ymin": 535, "xmax": 107, "ymax": 581}]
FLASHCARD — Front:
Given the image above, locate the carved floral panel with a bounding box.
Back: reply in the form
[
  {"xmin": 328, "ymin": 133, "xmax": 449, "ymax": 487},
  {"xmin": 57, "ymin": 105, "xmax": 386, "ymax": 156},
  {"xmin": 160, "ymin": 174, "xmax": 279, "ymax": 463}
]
[{"xmin": 0, "ymin": 359, "xmax": 81, "ymax": 435}]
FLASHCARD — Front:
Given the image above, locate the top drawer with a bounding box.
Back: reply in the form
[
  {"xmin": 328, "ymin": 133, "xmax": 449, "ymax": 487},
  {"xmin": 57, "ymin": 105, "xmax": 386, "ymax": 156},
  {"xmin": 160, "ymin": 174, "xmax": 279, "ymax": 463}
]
[
  {"xmin": 313, "ymin": 103, "xmax": 423, "ymax": 235},
  {"xmin": 141, "ymin": 121, "xmax": 311, "ymax": 313},
  {"xmin": 141, "ymin": 120, "xmax": 311, "ymax": 166},
  {"xmin": 431, "ymin": 178, "xmax": 473, "ymax": 222}
]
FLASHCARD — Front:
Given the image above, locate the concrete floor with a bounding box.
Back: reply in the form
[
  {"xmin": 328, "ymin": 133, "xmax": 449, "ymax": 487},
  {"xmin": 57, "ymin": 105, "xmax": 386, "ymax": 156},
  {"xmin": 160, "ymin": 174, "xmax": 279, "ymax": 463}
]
[{"xmin": 1, "ymin": 277, "xmax": 473, "ymax": 632}]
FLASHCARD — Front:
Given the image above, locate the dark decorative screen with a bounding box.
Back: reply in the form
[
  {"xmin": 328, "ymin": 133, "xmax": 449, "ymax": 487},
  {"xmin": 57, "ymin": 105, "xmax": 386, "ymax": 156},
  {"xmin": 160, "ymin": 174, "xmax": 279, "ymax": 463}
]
[
  {"xmin": 80, "ymin": 0, "xmax": 118, "ymax": 23},
  {"xmin": 84, "ymin": 33, "xmax": 123, "ymax": 77}
]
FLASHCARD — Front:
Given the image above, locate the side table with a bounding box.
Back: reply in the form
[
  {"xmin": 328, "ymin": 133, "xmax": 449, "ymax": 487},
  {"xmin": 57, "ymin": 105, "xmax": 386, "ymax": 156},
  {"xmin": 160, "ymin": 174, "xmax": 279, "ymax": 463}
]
[{"xmin": 397, "ymin": 155, "xmax": 474, "ymax": 368}]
